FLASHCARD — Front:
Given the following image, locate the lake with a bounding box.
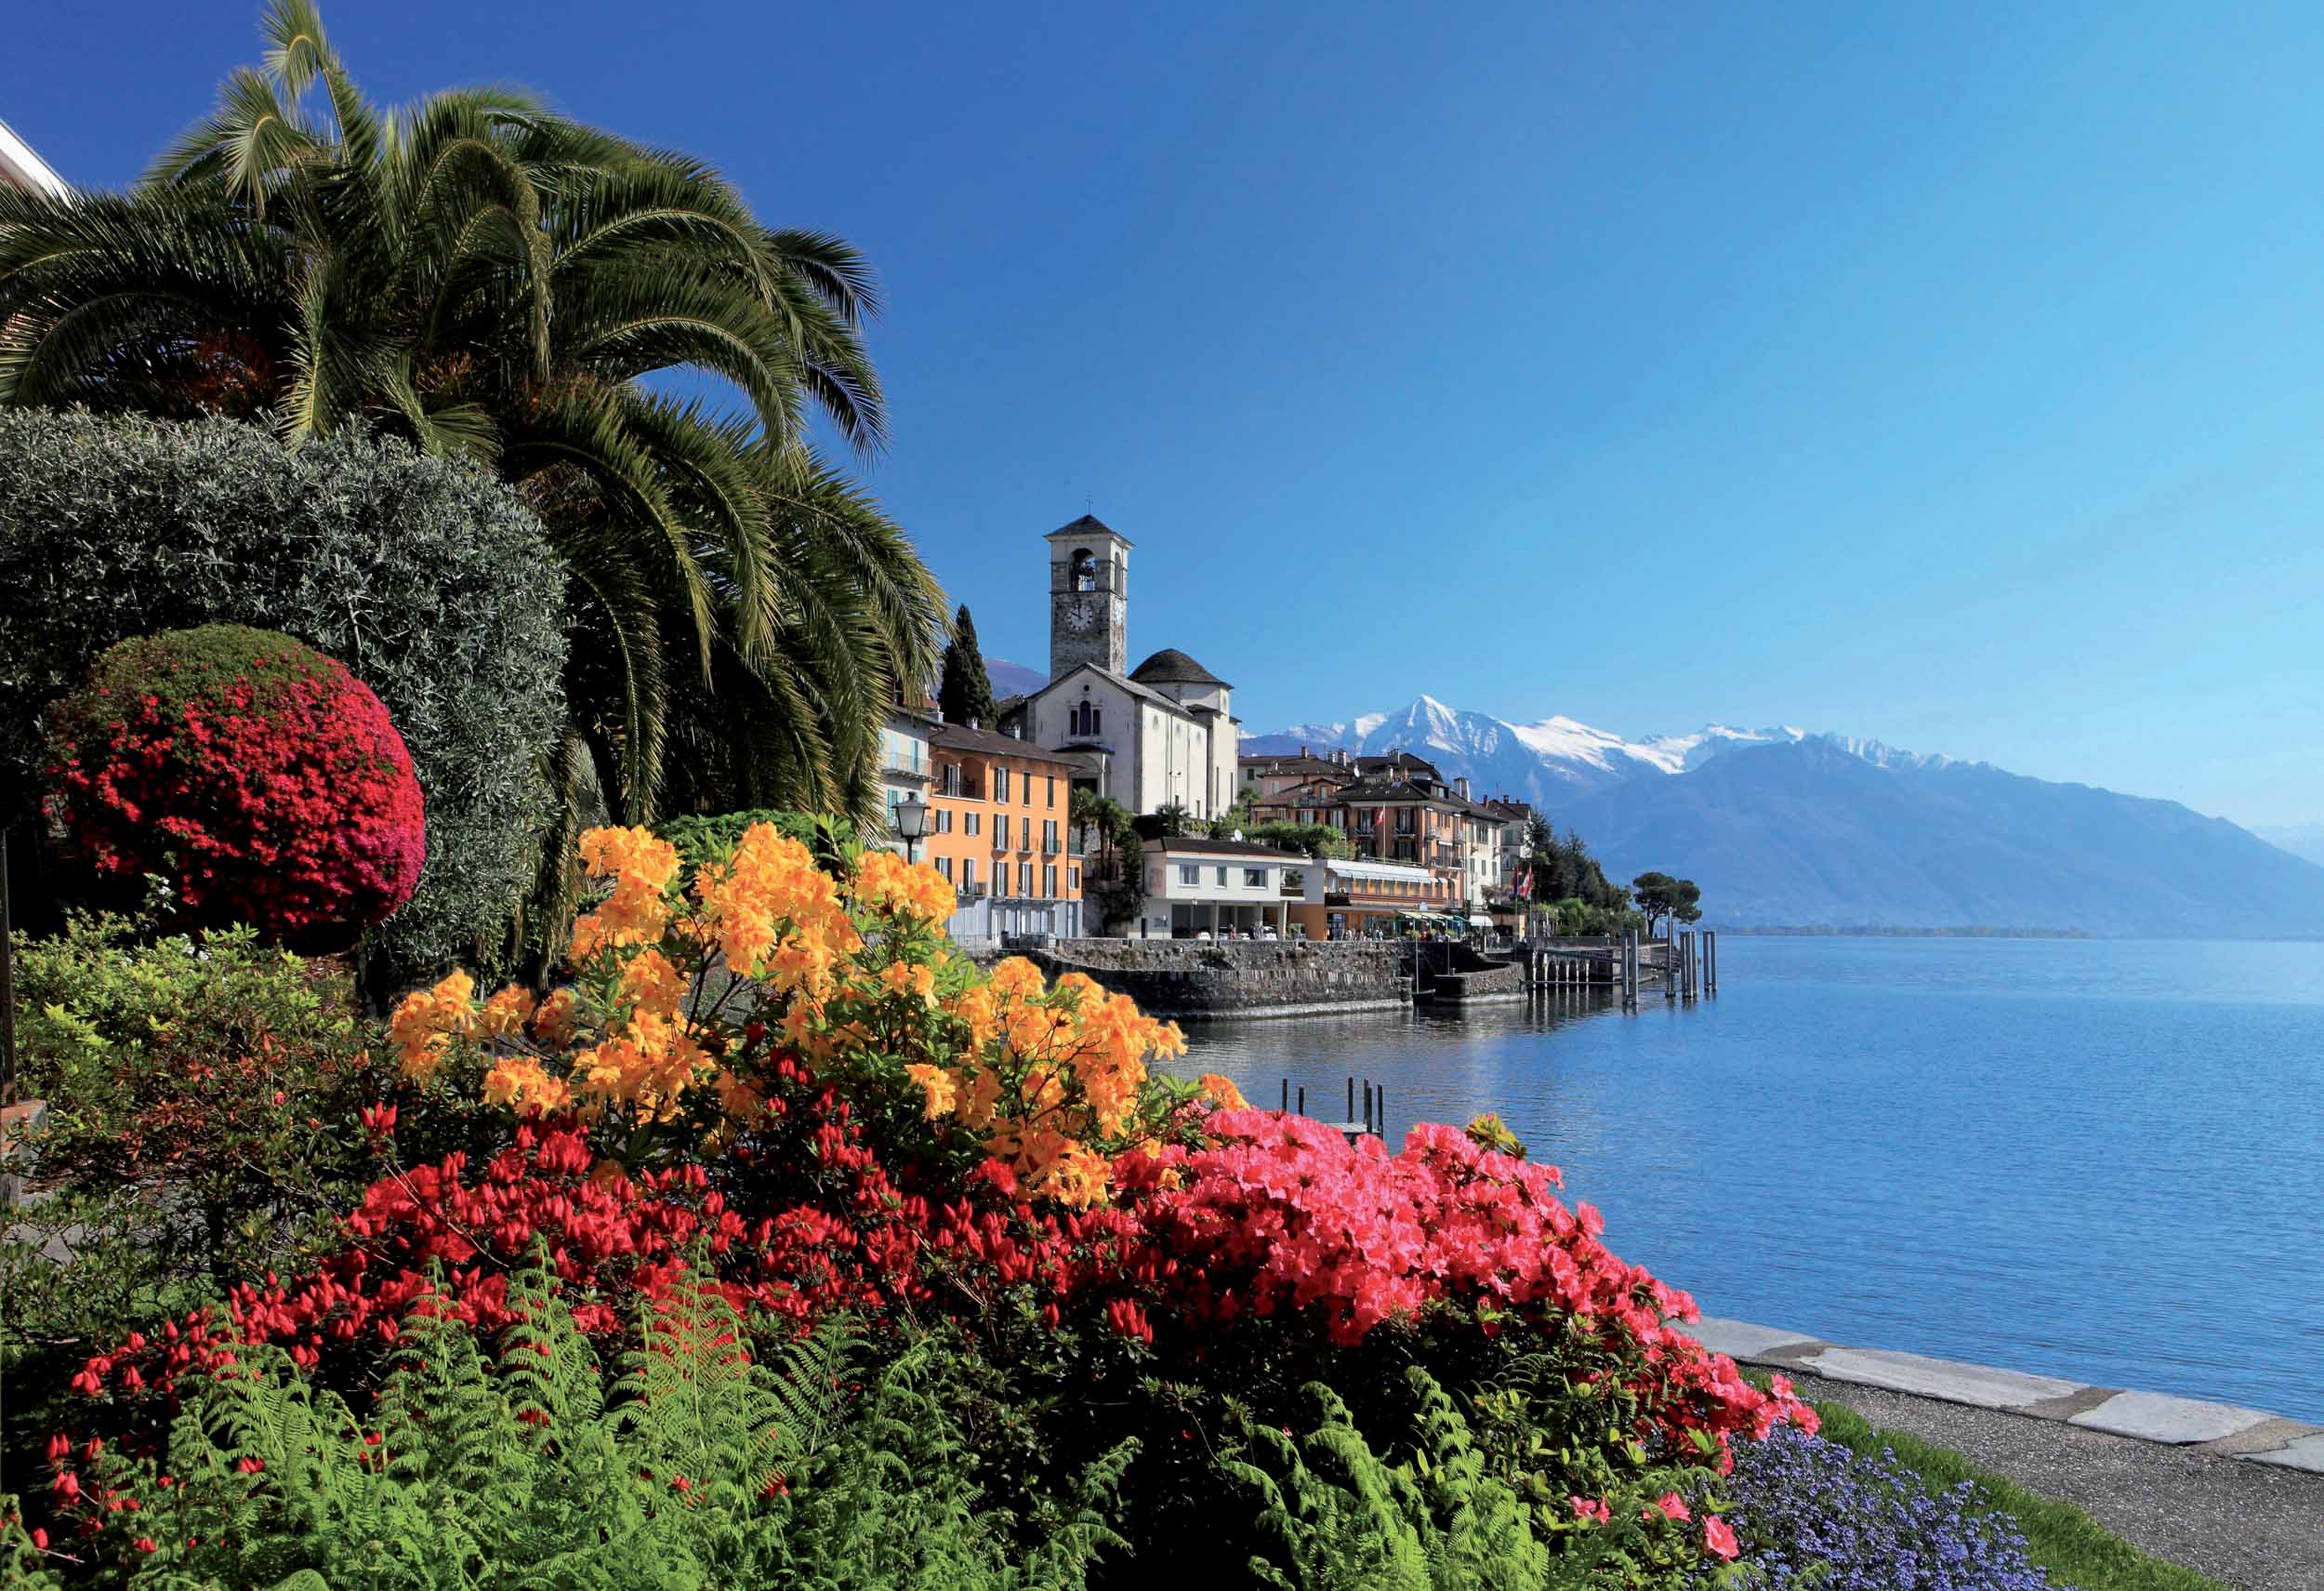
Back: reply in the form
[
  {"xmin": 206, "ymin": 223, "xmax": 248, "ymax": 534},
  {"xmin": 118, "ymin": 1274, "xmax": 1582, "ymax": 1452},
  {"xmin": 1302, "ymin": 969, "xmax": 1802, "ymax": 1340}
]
[{"xmin": 1169, "ymin": 936, "xmax": 2324, "ymax": 1424}]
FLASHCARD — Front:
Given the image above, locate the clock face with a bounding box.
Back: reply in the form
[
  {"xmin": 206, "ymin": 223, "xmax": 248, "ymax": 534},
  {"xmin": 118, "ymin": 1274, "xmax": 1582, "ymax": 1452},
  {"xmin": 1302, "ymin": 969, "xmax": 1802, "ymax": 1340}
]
[{"xmin": 1063, "ymin": 597, "xmax": 1098, "ymax": 633}]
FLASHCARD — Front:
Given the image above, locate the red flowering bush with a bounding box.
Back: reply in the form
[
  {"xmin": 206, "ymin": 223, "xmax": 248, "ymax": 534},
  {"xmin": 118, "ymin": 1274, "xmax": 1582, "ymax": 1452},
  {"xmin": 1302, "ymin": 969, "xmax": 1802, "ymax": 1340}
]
[
  {"xmin": 63, "ymin": 1058, "xmax": 1129, "ymax": 1414},
  {"xmin": 45, "ymin": 625, "xmax": 424, "ymax": 941},
  {"xmin": 1109, "ymin": 1109, "xmax": 1813, "ymax": 1472}
]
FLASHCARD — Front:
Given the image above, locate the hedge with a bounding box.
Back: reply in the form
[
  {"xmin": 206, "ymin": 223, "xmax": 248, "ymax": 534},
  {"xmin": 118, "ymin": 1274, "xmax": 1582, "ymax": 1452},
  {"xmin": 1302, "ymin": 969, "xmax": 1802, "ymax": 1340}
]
[{"xmin": 0, "ymin": 410, "xmax": 568, "ymax": 989}]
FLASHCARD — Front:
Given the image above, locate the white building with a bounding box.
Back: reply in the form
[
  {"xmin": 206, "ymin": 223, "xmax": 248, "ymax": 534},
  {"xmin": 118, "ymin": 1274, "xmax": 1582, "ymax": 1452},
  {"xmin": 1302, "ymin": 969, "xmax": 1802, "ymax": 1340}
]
[
  {"xmin": 872, "ymin": 705, "xmax": 934, "ymax": 855},
  {"xmin": 1129, "ymin": 836, "xmax": 1306, "ymax": 939},
  {"xmin": 0, "ymin": 118, "xmax": 67, "ymax": 198},
  {"xmin": 1001, "ymin": 515, "xmax": 1241, "ymax": 822}
]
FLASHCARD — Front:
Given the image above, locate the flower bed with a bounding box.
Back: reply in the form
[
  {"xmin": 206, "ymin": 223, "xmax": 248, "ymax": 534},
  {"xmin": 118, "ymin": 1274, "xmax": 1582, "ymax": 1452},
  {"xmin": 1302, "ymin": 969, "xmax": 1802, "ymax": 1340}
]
[{"xmin": 7, "ymin": 821, "xmax": 1816, "ymax": 1586}]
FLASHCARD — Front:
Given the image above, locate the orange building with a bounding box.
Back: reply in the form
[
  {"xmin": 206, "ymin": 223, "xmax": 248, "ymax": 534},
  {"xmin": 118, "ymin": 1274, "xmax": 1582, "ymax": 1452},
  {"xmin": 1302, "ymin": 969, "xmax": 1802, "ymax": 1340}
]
[{"xmin": 925, "ymin": 722, "xmax": 1084, "ymax": 944}]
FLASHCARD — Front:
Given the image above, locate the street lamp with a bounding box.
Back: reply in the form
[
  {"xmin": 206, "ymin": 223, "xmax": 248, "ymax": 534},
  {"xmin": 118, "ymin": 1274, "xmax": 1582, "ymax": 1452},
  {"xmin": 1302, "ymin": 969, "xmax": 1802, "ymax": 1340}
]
[{"xmin": 894, "ymin": 792, "xmax": 929, "ymax": 865}]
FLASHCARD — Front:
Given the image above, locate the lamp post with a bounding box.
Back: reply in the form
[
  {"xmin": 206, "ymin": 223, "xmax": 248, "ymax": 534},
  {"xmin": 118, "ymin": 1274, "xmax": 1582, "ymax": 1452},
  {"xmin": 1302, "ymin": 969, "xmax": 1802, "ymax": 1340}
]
[{"xmin": 894, "ymin": 792, "xmax": 929, "ymax": 865}]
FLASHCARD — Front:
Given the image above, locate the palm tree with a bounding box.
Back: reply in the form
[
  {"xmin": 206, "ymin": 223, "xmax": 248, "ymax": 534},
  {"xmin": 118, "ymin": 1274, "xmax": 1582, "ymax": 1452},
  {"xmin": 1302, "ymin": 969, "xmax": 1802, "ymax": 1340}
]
[{"xmin": 0, "ymin": 0, "xmax": 944, "ymax": 829}]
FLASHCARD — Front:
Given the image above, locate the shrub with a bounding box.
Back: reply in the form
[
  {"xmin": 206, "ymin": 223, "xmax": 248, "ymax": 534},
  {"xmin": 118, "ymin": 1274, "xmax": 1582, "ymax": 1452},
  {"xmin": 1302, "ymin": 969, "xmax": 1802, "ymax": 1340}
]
[
  {"xmin": 13, "ymin": 1259, "xmax": 1130, "ymax": 1589},
  {"xmin": 46, "ymin": 627, "xmax": 424, "ymax": 942},
  {"xmin": 46, "ymin": 829, "xmax": 1795, "ymax": 1589},
  {"xmin": 1704, "ymin": 1425, "xmax": 2053, "ymax": 1590},
  {"xmin": 7, "ymin": 910, "xmax": 380, "ymax": 1275},
  {"xmin": 0, "ymin": 909, "xmax": 390, "ymax": 1521},
  {"xmin": 0, "ymin": 410, "xmax": 567, "ymax": 988},
  {"xmin": 656, "ymin": 808, "xmax": 860, "ymax": 874}
]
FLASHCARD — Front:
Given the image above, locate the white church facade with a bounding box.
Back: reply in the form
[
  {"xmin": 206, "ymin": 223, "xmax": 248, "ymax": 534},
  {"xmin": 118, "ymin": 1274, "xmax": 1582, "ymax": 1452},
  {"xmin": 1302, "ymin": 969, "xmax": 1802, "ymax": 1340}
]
[{"xmin": 998, "ymin": 515, "xmax": 1241, "ymax": 822}]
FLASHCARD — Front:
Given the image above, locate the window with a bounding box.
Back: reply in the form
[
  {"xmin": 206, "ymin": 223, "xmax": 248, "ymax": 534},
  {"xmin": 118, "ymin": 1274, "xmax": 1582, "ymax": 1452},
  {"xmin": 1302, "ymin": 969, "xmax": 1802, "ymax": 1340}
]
[
  {"xmin": 1244, "ymin": 868, "xmax": 1267, "ymax": 888},
  {"xmin": 935, "ymin": 856, "xmax": 954, "ymax": 882},
  {"xmin": 1072, "ymin": 548, "xmax": 1096, "ymax": 590},
  {"xmin": 1042, "ymin": 819, "xmax": 1059, "ymax": 853},
  {"xmin": 939, "ymin": 763, "xmax": 962, "ymax": 796},
  {"xmin": 1019, "ymin": 862, "xmax": 1034, "ymax": 895},
  {"xmin": 1216, "ymin": 866, "xmax": 1229, "ymax": 887},
  {"xmin": 1284, "ymin": 870, "xmax": 1305, "ymax": 894},
  {"xmin": 965, "ymin": 811, "xmax": 981, "ymax": 837},
  {"xmin": 1178, "ymin": 864, "xmax": 1200, "ymax": 886},
  {"xmin": 994, "ymin": 814, "xmax": 1009, "ymax": 850},
  {"xmin": 1070, "ymin": 866, "xmax": 1081, "ymax": 891},
  {"xmin": 962, "ymin": 857, "xmax": 977, "ymax": 888},
  {"xmin": 1044, "ymin": 864, "xmax": 1057, "ymax": 897},
  {"xmin": 1069, "ymin": 701, "xmax": 1102, "ymax": 738},
  {"xmin": 1023, "ymin": 776, "xmax": 1033, "ymax": 806},
  {"xmin": 1046, "ymin": 776, "xmax": 1057, "ymax": 806}
]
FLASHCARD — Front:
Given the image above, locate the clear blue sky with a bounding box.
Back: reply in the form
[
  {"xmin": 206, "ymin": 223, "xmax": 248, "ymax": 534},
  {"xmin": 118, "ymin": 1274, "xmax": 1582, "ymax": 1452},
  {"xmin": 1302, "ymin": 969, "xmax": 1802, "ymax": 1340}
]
[{"xmin": 9, "ymin": 1, "xmax": 2322, "ymax": 826}]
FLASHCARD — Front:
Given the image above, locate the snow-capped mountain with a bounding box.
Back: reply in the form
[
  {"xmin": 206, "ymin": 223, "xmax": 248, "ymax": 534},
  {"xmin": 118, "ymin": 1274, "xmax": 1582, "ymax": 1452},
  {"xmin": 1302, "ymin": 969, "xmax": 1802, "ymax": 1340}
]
[
  {"xmin": 1241, "ymin": 695, "xmax": 1804, "ymax": 805},
  {"xmin": 1242, "ymin": 695, "xmax": 2324, "ymax": 935}
]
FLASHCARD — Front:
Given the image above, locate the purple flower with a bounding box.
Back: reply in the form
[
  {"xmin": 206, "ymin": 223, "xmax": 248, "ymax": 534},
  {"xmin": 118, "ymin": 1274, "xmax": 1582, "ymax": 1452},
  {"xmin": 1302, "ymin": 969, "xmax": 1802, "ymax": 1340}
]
[{"xmin": 1696, "ymin": 1425, "xmax": 2054, "ymax": 1591}]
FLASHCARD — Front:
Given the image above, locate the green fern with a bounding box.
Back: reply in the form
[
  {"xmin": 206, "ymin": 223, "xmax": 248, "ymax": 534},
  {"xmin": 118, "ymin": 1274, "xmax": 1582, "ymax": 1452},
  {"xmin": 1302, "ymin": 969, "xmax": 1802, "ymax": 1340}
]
[
  {"xmin": 1223, "ymin": 1371, "xmax": 1550, "ymax": 1591},
  {"xmin": 47, "ymin": 1253, "xmax": 1129, "ymax": 1589}
]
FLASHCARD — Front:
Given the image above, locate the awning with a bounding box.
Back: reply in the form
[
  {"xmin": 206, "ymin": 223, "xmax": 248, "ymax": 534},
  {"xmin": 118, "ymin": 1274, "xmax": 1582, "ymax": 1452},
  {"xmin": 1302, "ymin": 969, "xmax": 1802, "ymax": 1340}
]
[{"xmin": 1327, "ymin": 857, "xmax": 1435, "ymax": 883}]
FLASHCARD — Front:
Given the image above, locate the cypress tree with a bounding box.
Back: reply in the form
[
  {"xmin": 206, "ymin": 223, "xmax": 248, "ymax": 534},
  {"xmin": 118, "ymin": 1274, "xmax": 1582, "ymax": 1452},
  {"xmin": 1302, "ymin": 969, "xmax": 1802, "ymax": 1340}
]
[{"xmin": 937, "ymin": 604, "xmax": 999, "ymax": 727}]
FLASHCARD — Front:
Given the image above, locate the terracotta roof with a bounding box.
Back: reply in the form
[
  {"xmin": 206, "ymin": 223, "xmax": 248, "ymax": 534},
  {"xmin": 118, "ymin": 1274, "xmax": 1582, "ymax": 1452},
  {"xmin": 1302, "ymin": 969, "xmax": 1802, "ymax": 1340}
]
[
  {"xmin": 1129, "ymin": 647, "xmax": 1229, "ymax": 689},
  {"xmin": 1301, "ymin": 777, "xmax": 1462, "ymax": 806},
  {"xmin": 1353, "ymin": 751, "xmax": 1444, "ymax": 779},
  {"xmin": 929, "ymin": 722, "xmax": 1077, "ymax": 764}
]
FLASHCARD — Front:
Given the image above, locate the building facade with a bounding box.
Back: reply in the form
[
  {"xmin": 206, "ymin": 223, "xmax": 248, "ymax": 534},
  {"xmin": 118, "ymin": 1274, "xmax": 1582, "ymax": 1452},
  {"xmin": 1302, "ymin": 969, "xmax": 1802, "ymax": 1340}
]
[
  {"xmin": 1004, "ymin": 514, "xmax": 1241, "ymax": 824},
  {"xmin": 873, "ymin": 706, "xmax": 934, "ymax": 856},
  {"xmin": 1239, "ymin": 749, "xmax": 1482, "ymax": 919},
  {"xmin": 925, "ymin": 723, "xmax": 1083, "ymax": 946},
  {"xmin": 1129, "ymin": 836, "xmax": 1307, "ymax": 939}
]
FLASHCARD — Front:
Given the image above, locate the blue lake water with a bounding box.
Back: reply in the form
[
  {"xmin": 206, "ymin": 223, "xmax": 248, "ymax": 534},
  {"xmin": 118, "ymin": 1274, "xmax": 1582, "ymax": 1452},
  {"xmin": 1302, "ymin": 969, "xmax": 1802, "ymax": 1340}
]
[{"xmin": 1170, "ymin": 936, "xmax": 2324, "ymax": 1424}]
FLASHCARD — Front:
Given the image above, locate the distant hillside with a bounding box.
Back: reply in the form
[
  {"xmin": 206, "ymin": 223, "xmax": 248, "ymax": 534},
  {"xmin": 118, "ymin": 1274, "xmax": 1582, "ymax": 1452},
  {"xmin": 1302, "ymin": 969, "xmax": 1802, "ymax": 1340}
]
[
  {"xmin": 2256, "ymin": 823, "xmax": 2324, "ymax": 868},
  {"xmin": 987, "ymin": 657, "xmax": 1048, "ymax": 698},
  {"xmin": 1552, "ymin": 737, "xmax": 2324, "ymax": 938}
]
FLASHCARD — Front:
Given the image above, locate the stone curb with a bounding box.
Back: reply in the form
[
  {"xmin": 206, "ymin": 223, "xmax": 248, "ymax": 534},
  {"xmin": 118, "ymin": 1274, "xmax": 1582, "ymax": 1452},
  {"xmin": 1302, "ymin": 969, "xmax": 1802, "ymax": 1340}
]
[{"xmin": 1683, "ymin": 1316, "xmax": 2324, "ymax": 1475}]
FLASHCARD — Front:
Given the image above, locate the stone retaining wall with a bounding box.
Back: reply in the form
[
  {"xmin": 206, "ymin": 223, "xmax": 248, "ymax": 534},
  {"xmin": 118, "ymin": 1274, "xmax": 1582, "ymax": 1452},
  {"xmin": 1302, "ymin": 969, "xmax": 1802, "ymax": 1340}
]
[
  {"xmin": 1429, "ymin": 958, "xmax": 1529, "ymax": 1002},
  {"xmin": 1028, "ymin": 940, "xmax": 1408, "ymax": 1021}
]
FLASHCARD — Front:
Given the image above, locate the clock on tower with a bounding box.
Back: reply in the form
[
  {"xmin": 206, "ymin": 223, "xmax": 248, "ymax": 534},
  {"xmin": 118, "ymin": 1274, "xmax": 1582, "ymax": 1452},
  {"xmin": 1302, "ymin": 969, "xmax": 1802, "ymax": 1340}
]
[{"xmin": 1045, "ymin": 515, "xmax": 1132, "ymax": 679}]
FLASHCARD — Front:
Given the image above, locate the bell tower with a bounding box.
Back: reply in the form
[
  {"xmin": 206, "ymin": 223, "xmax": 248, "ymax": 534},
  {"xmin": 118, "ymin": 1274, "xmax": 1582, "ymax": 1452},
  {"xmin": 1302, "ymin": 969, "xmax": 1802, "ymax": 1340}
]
[{"xmin": 1046, "ymin": 514, "xmax": 1131, "ymax": 679}]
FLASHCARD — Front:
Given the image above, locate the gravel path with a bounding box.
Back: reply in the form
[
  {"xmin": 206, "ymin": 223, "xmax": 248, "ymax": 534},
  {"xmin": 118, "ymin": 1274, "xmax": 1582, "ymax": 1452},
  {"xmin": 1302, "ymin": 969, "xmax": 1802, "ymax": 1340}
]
[{"xmin": 1788, "ymin": 1371, "xmax": 2324, "ymax": 1591}]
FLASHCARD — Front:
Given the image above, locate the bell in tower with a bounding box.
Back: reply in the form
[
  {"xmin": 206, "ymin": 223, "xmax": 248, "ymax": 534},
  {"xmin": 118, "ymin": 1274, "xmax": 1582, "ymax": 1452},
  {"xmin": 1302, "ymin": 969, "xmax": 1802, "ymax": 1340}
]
[{"xmin": 1045, "ymin": 514, "xmax": 1132, "ymax": 680}]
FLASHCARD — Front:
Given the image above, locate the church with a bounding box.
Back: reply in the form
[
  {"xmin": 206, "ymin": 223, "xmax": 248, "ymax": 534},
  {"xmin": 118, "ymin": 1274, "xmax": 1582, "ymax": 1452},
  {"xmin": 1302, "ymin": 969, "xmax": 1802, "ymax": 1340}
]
[{"xmin": 997, "ymin": 515, "xmax": 1241, "ymax": 821}]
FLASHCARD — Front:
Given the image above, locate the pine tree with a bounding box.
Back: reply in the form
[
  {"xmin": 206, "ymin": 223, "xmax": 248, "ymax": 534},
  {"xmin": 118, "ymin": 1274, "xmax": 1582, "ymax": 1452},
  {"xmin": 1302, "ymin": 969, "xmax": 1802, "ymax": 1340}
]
[{"xmin": 938, "ymin": 605, "xmax": 999, "ymax": 728}]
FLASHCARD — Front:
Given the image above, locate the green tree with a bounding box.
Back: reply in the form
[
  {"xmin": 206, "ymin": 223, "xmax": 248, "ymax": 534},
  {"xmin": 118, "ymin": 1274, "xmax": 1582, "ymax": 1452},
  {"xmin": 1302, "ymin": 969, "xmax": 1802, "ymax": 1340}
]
[
  {"xmin": 937, "ymin": 604, "xmax": 998, "ymax": 728},
  {"xmin": 0, "ymin": 0, "xmax": 944, "ymax": 829},
  {"xmin": 1246, "ymin": 821, "xmax": 1355, "ymax": 860},
  {"xmin": 1630, "ymin": 872, "xmax": 1702, "ymax": 933},
  {"xmin": 1151, "ymin": 801, "xmax": 1195, "ymax": 837}
]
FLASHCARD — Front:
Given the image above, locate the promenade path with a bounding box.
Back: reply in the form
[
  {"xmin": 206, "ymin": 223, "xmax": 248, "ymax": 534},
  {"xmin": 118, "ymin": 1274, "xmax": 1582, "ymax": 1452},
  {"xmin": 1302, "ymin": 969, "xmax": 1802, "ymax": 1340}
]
[
  {"xmin": 1789, "ymin": 1371, "xmax": 2324, "ymax": 1591},
  {"xmin": 1688, "ymin": 1318, "xmax": 2324, "ymax": 1591}
]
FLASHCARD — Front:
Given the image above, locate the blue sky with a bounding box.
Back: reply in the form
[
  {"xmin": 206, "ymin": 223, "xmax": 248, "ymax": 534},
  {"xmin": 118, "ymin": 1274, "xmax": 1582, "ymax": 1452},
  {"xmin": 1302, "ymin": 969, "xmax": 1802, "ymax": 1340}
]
[{"xmin": 8, "ymin": 1, "xmax": 2322, "ymax": 826}]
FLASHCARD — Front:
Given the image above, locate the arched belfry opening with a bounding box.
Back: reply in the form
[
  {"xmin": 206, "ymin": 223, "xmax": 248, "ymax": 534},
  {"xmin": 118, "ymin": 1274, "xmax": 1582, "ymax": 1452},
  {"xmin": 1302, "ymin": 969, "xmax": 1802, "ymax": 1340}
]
[{"xmin": 1047, "ymin": 514, "xmax": 1132, "ymax": 680}]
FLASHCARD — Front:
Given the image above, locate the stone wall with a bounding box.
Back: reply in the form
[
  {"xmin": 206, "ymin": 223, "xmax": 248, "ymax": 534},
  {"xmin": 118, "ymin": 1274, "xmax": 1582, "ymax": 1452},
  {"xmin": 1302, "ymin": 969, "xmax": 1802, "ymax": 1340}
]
[
  {"xmin": 1428, "ymin": 958, "xmax": 1529, "ymax": 1003},
  {"xmin": 1028, "ymin": 939, "xmax": 1409, "ymax": 1021}
]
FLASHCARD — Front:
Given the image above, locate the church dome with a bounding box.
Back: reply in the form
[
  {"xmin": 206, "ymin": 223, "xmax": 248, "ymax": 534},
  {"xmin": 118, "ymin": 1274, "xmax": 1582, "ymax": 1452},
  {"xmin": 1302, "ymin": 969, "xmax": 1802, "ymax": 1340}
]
[{"xmin": 1130, "ymin": 647, "xmax": 1229, "ymax": 688}]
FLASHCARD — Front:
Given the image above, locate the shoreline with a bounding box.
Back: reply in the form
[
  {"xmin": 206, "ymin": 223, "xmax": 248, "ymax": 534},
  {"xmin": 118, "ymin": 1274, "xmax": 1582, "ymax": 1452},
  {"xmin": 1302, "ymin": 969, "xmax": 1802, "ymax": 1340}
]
[{"xmin": 1686, "ymin": 1315, "xmax": 2324, "ymax": 1472}]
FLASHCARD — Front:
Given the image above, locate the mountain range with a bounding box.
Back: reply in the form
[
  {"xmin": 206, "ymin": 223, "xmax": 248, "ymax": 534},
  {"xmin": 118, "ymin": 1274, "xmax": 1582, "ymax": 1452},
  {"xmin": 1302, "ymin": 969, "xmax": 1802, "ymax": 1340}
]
[{"xmin": 1241, "ymin": 696, "xmax": 2324, "ymax": 938}]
